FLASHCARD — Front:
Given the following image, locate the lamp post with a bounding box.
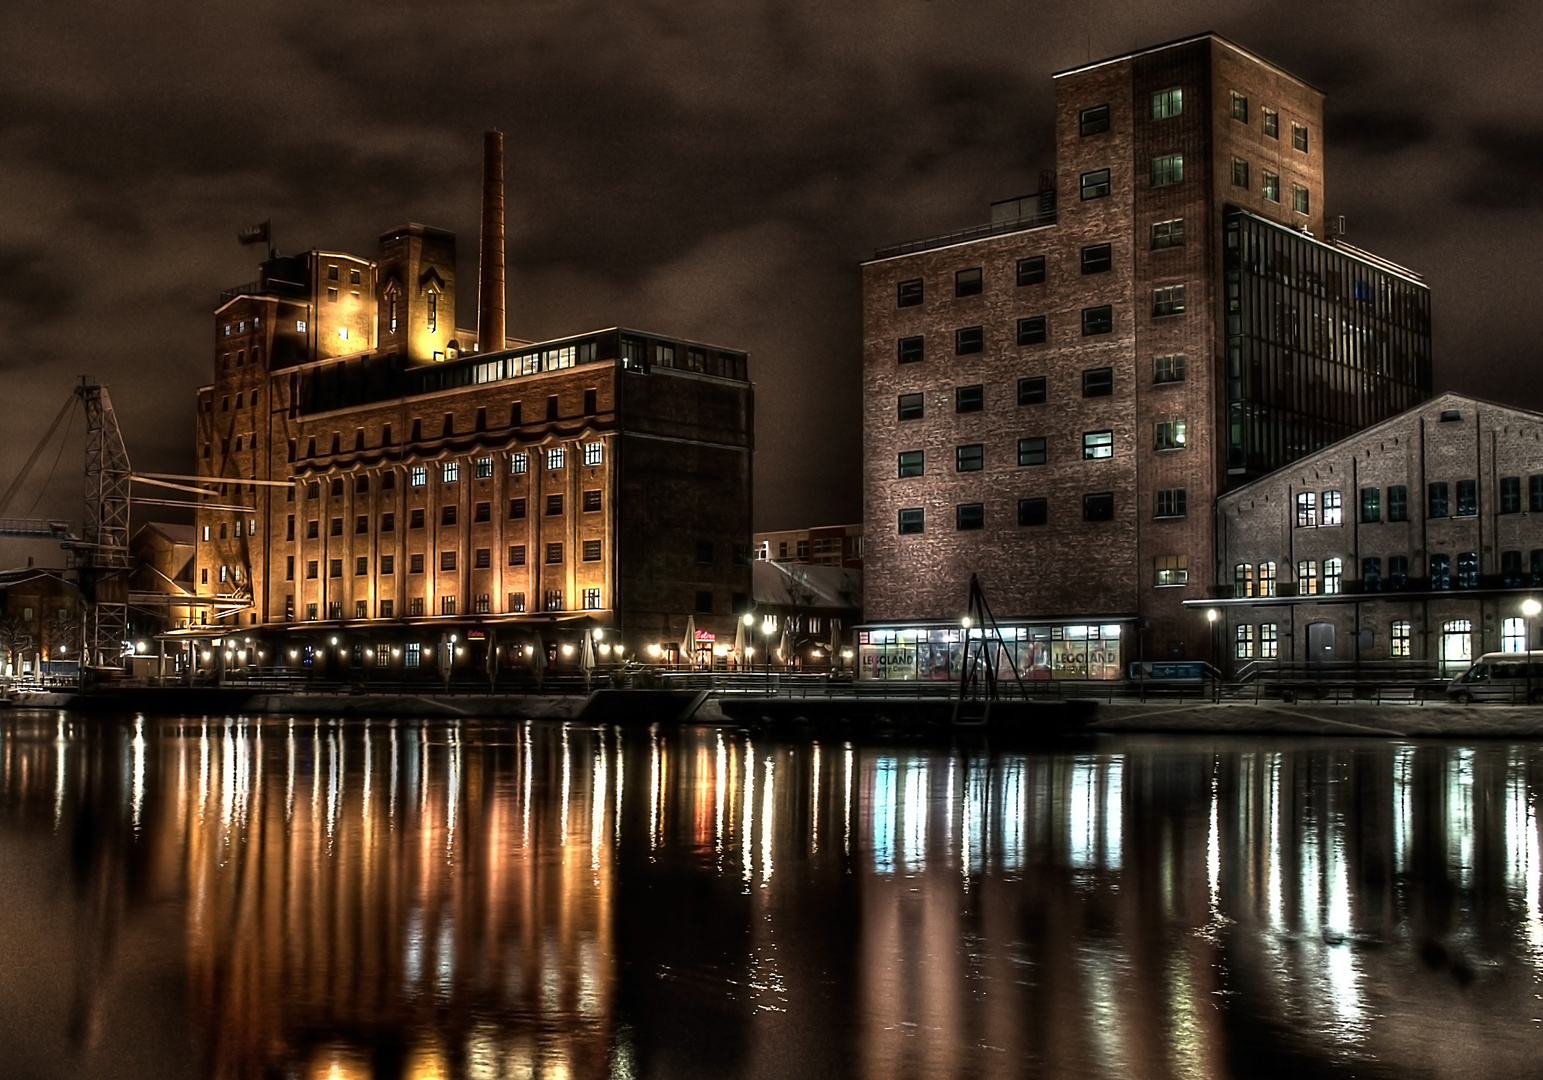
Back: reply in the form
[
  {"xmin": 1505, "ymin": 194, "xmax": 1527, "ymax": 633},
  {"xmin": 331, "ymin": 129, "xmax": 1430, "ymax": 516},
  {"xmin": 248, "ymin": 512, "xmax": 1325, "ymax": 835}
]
[
  {"xmin": 1206, "ymin": 608, "xmax": 1220, "ymax": 702},
  {"xmin": 1524, "ymin": 598, "xmax": 1541, "ymax": 703}
]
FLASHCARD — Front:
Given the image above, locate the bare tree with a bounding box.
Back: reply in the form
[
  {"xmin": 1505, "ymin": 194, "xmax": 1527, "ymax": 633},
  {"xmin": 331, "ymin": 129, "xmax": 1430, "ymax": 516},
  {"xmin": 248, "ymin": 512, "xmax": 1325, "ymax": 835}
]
[
  {"xmin": 0, "ymin": 617, "xmax": 35, "ymax": 677},
  {"xmin": 44, "ymin": 609, "xmax": 78, "ymax": 661}
]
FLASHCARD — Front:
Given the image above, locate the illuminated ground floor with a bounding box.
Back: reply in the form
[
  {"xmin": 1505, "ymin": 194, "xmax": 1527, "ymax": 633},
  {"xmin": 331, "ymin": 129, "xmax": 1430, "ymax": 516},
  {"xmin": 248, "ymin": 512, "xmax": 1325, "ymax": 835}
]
[{"xmin": 855, "ymin": 620, "xmax": 1131, "ymax": 682}]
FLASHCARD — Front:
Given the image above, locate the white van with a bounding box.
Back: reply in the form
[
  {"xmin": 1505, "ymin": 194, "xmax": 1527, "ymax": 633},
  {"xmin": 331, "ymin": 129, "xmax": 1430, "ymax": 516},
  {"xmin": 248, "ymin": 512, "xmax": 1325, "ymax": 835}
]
[{"xmin": 1447, "ymin": 652, "xmax": 1543, "ymax": 704}]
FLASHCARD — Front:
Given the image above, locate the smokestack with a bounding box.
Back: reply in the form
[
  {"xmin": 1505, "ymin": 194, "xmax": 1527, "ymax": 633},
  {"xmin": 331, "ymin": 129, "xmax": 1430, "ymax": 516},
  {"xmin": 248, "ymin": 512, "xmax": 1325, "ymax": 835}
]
[{"xmin": 477, "ymin": 130, "xmax": 506, "ymax": 353}]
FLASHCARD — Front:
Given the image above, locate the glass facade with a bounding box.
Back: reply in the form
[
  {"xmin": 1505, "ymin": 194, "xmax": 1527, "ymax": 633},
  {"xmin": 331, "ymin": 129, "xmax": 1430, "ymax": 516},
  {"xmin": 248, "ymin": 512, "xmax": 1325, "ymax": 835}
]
[
  {"xmin": 1224, "ymin": 211, "xmax": 1431, "ymax": 484},
  {"xmin": 857, "ymin": 623, "xmax": 1124, "ymax": 682}
]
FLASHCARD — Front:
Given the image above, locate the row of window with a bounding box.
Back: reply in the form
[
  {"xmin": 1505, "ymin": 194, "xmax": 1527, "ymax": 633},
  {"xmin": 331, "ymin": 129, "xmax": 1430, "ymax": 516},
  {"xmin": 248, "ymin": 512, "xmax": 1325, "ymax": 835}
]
[
  {"xmin": 1078, "ymin": 87, "xmax": 1309, "ymax": 149},
  {"xmin": 895, "ymin": 424, "xmax": 1185, "ymax": 477},
  {"xmin": 1079, "ymin": 154, "xmax": 1309, "ymax": 211},
  {"xmin": 904, "ymin": 357, "xmax": 1184, "ymax": 413},
  {"xmin": 287, "ymin": 538, "xmax": 605, "ymax": 579},
  {"xmin": 284, "ymin": 397, "xmax": 605, "ymax": 459},
  {"xmin": 1234, "ymin": 550, "xmax": 1543, "ymax": 596},
  {"xmin": 893, "ymin": 292, "xmax": 1182, "ymax": 360},
  {"xmin": 1297, "ymin": 477, "xmax": 1543, "ymax": 527},
  {"xmin": 897, "ymin": 493, "xmax": 1116, "ymax": 534},
  {"xmin": 289, "ymin": 588, "xmax": 603, "ymax": 623},
  {"xmin": 1229, "ymin": 156, "xmax": 1310, "ymax": 213}
]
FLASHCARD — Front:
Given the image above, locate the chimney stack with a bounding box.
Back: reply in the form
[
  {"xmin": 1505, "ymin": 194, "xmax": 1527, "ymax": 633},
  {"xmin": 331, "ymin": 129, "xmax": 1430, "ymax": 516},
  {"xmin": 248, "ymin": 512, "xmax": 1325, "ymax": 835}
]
[{"xmin": 477, "ymin": 130, "xmax": 506, "ymax": 353}]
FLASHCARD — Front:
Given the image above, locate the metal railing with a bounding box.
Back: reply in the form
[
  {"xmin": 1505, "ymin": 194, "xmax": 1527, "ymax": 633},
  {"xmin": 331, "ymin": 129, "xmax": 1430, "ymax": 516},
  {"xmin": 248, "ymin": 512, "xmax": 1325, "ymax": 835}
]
[{"xmin": 873, "ymin": 208, "xmax": 1058, "ymax": 259}]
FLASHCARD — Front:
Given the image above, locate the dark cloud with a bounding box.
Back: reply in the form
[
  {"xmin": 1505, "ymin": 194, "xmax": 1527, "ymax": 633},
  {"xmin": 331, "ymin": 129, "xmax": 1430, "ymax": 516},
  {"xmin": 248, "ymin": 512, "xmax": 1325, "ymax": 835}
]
[
  {"xmin": 1459, "ymin": 126, "xmax": 1543, "ymax": 209},
  {"xmin": 0, "ymin": 248, "xmax": 77, "ymax": 324},
  {"xmin": 1328, "ymin": 110, "xmax": 1435, "ymax": 154}
]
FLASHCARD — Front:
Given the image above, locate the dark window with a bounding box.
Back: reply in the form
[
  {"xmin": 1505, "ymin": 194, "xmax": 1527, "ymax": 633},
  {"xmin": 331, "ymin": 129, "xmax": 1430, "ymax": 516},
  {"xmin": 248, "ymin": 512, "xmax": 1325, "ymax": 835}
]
[
  {"xmin": 329, "ymin": 559, "xmax": 342, "ymax": 578},
  {"xmin": 1081, "ymin": 306, "xmax": 1113, "ymax": 335},
  {"xmin": 1389, "ymin": 556, "xmax": 1408, "ymax": 589},
  {"xmin": 583, "ymin": 539, "xmax": 602, "ymax": 561},
  {"xmin": 696, "ymin": 540, "xmax": 714, "ymax": 564},
  {"xmin": 546, "ymin": 494, "xmax": 564, "ymax": 516},
  {"xmin": 330, "ymin": 477, "xmax": 343, "ymax": 496},
  {"xmin": 695, "ymin": 591, "xmax": 713, "ymax": 614},
  {"xmin": 1503, "ymin": 550, "xmax": 1523, "ymax": 587},
  {"xmin": 898, "ymin": 393, "xmax": 924, "ymax": 420},
  {"xmin": 955, "ymin": 444, "xmax": 984, "ymax": 472},
  {"xmin": 956, "ymin": 503, "xmax": 984, "ymax": 530},
  {"xmin": 1430, "ymin": 553, "xmax": 1451, "ymax": 589},
  {"xmin": 1388, "ymin": 485, "xmax": 1408, "ymax": 521},
  {"xmin": 380, "ymin": 555, "xmax": 394, "ymax": 574},
  {"xmin": 441, "ymin": 505, "xmax": 457, "ymax": 526},
  {"xmin": 1428, "ymin": 482, "xmax": 1449, "ymax": 518},
  {"xmin": 1082, "ymin": 367, "xmax": 1113, "ymax": 397},
  {"xmin": 474, "ymin": 501, "xmax": 491, "ymax": 522},
  {"xmin": 898, "ymin": 450, "xmax": 924, "ymax": 478},
  {"xmin": 1361, "ymin": 487, "xmax": 1381, "ymax": 523},
  {"xmin": 955, "ymin": 385, "xmax": 983, "ymax": 412},
  {"xmin": 286, "ymin": 516, "xmax": 296, "ymax": 540},
  {"xmin": 1362, "ymin": 557, "xmax": 1382, "ymax": 591},
  {"xmin": 1457, "ymin": 479, "xmax": 1477, "ymax": 516},
  {"xmin": 898, "ymin": 336, "xmax": 924, "ymax": 364},
  {"xmin": 1154, "ymin": 354, "xmax": 1186, "ymax": 383},
  {"xmin": 1458, "ymin": 551, "xmax": 1479, "ymax": 588},
  {"xmin": 440, "ymin": 551, "xmax": 456, "ymax": 571},
  {"xmin": 1502, "ymin": 476, "xmax": 1522, "ymax": 514},
  {"xmin": 1018, "ymin": 437, "xmax": 1047, "ymax": 466},
  {"xmin": 1535, "ymin": 551, "xmax": 1543, "ymax": 587},
  {"xmin": 1018, "ymin": 376, "xmax": 1047, "ymax": 405},
  {"xmin": 1152, "ymin": 285, "xmax": 1186, "ymax": 316},
  {"xmin": 1081, "ymin": 244, "xmax": 1112, "ymax": 274},
  {"xmin": 1230, "ymin": 156, "xmax": 1250, "ymax": 189},
  {"xmin": 1151, "ymin": 219, "xmax": 1184, "ymax": 249},
  {"xmin": 1017, "ymin": 316, "xmax": 1047, "ymax": 345},
  {"xmin": 410, "ymin": 554, "xmax": 424, "ymax": 574},
  {"xmin": 508, "ymin": 545, "xmax": 526, "ymax": 565},
  {"xmin": 583, "ymin": 489, "xmax": 602, "ymax": 512},
  {"xmin": 329, "ymin": 517, "xmax": 342, "ymax": 536},
  {"xmin": 1018, "ymin": 498, "xmax": 1048, "ymax": 526},
  {"xmin": 354, "ymin": 515, "xmax": 369, "ymax": 534},
  {"xmin": 508, "ymin": 497, "xmax": 526, "ymax": 519},
  {"xmin": 546, "ymin": 543, "xmax": 563, "ymax": 564},
  {"xmin": 584, "ymin": 389, "xmax": 598, "ymax": 414},
  {"xmin": 897, "ymin": 279, "xmax": 923, "ymax": 307},
  {"xmin": 1155, "ymin": 489, "xmax": 1186, "ymax": 517},
  {"xmin": 1292, "ymin": 123, "xmax": 1309, "ymax": 152},
  {"xmin": 474, "ymin": 548, "xmax": 490, "ymax": 569},
  {"xmin": 955, "ymin": 326, "xmax": 983, "ymax": 354},
  {"xmin": 1080, "ymin": 169, "xmax": 1111, "ymax": 200},
  {"xmin": 1083, "ymin": 492, "xmax": 1115, "ymax": 521},
  {"xmin": 955, "ymin": 268, "xmax": 983, "ymax": 296},
  {"xmin": 898, "ymin": 508, "xmax": 924, "ymax": 534},
  {"xmin": 306, "ymin": 560, "xmax": 318, "ymax": 579},
  {"xmin": 285, "ymin": 556, "xmax": 294, "ymax": 580},
  {"xmin": 1079, "ymin": 104, "xmax": 1109, "ymax": 136},
  {"xmin": 1017, "ymin": 255, "xmax": 1046, "ymax": 285},
  {"xmin": 1262, "ymin": 108, "xmax": 1279, "ymax": 138},
  {"xmin": 356, "ymin": 556, "xmax": 368, "ymax": 575}
]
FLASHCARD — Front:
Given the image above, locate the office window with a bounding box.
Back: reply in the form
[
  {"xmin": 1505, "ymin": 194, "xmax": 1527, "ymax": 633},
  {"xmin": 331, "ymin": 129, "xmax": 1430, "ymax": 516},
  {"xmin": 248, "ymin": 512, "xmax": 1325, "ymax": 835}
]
[
  {"xmin": 1457, "ymin": 479, "xmax": 1477, "ymax": 516},
  {"xmin": 1229, "ymin": 90, "xmax": 1248, "ymax": 122},
  {"xmin": 328, "ymin": 559, "xmax": 342, "ymax": 578},
  {"xmin": 1017, "ymin": 316, "xmax": 1047, "ymax": 345},
  {"xmin": 955, "ymin": 384, "xmax": 984, "ymax": 412},
  {"xmin": 1390, "ymin": 556, "xmax": 1409, "ymax": 589},
  {"xmin": 1018, "ymin": 376, "xmax": 1047, "ymax": 404},
  {"xmin": 546, "ymin": 543, "xmax": 563, "ymax": 564},
  {"xmin": 1297, "ymin": 560, "xmax": 1319, "ymax": 595},
  {"xmin": 508, "ymin": 592, "xmax": 526, "ymax": 613},
  {"xmin": 956, "ymin": 503, "xmax": 984, "ymax": 530},
  {"xmin": 1430, "ymin": 553, "xmax": 1452, "ymax": 589},
  {"xmin": 1230, "ymin": 156, "xmax": 1249, "ymax": 189},
  {"xmin": 544, "ymin": 590, "xmax": 563, "ymax": 612},
  {"xmin": 1360, "ymin": 487, "xmax": 1381, "ymax": 523},
  {"xmin": 1018, "ymin": 437, "xmax": 1047, "ymax": 466},
  {"xmin": 410, "ymin": 466, "xmax": 427, "ymax": 487},
  {"xmin": 955, "ymin": 444, "xmax": 984, "ymax": 472},
  {"xmin": 898, "ymin": 393, "xmax": 924, "ymax": 420},
  {"xmin": 440, "ymin": 551, "xmax": 456, "ymax": 571},
  {"xmin": 1234, "ymin": 563, "xmax": 1254, "ymax": 598},
  {"xmin": 1262, "ymin": 171, "xmax": 1280, "ymax": 203},
  {"xmin": 583, "ymin": 539, "xmax": 602, "ymax": 561},
  {"xmin": 1458, "ymin": 550, "xmax": 1479, "ymax": 588},
  {"xmin": 1080, "ymin": 168, "xmax": 1111, "ymax": 199},
  {"xmin": 1081, "ymin": 243, "xmax": 1112, "ymax": 274},
  {"xmin": 1152, "ymin": 285, "xmax": 1186, "ymax": 316},
  {"xmin": 1428, "ymin": 482, "xmax": 1449, "ymax": 518},
  {"xmin": 898, "ymin": 450, "xmax": 924, "ymax": 478},
  {"xmin": 1081, "ymin": 305, "xmax": 1113, "ymax": 335},
  {"xmin": 442, "ymin": 461, "xmax": 459, "ymax": 483},
  {"xmin": 510, "ymin": 452, "xmax": 528, "ymax": 474},
  {"xmin": 1152, "ymin": 356, "xmax": 1186, "ymax": 388},
  {"xmin": 546, "ymin": 493, "xmax": 564, "ymax": 516},
  {"xmin": 1259, "ymin": 562, "xmax": 1277, "ymax": 597},
  {"xmin": 1150, "ymin": 87, "xmax": 1182, "ymax": 119},
  {"xmin": 440, "ymin": 596, "xmax": 457, "ymax": 616},
  {"xmin": 1151, "ymin": 218, "xmax": 1184, "ymax": 249},
  {"xmin": 1083, "ymin": 492, "xmax": 1114, "ymax": 521},
  {"xmin": 584, "ymin": 442, "xmax": 603, "ymax": 466},
  {"xmin": 1155, "ymin": 555, "xmax": 1188, "ymax": 587},
  {"xmin": 1018, "ymin": 498, "xmax": 1047, "ymax": 526},
  {"xmin": 547, "ymin": 448, "xmax": 565, "ymax": 470},
  {"xmin": 1388, "ymin": 485, "xmax": 1408, "ymax": 521},
  {"xmin": 1083, "ymin": 430, "xmax": 1113, "ymax": 459},
  {"xmin": 1502, "ymin": 476, "xmax": 1522, "ymax": 514},
  {"xmin": 1235, "ymin": 624, "xmax": 1254, "ymax": 659},
  {"xmin": 1322, "ymin": 490, "xmax": 1342, "ymax": 526},
  {"xmin": 1262, "ymin": 108, "xmax": 1279, "ymax": 138},
  {"xmin": 898, "ymin": 508, "xmax": 924, "ymax": 534},
  {"xmin": 1503, "ymin": 550, "xmax": 1523, "ymax": 588},
  {"xmin": 1151, "ymin": 154, "xmax": 1183, "ymax": 187},
  {"xmin": 1156, "ymin": 488, "xmax": 1186, "ymax": 518},
  {"xmin": 1296, "ymin": 492, "xmax": 1317, "ymax": 528},
  {"xmin": 381, "ymin": 555, "xmax": 394, "ymax": 575},
  {"xmin": 898, "ymin": 335, "xmax": 924, "ymax": 363},
  {"xmin": 1079, "ymin": 104, "xmax": 1109, "ymax": 136},
  {"xmin": 955, "ymin": 326, "xmax": 983, "ymax": 354},
  {"xmin": 508, "ymin": 497, "xmax": 526, "ymax": 519},
  {"xmin": 1363, "ymin": 557, "xmax": 1382, "ymax": 591},
  {"xmin": 509, "ymin": 545, "xmax": 526, "ymax": 565},
  {"xmin": 1155, "ymin": 420, "xmax": 1186, "ymax": 451},
  {"xmin": 955, "ymin": 267, "xmax": 983, "ymax": 296},
  {"xmin": 1292, "ymin": 122, "xmax": 1309, "ymax": 152},
  {"xmin": 355, "ymin": 556, "xmax": 368, "ymax": 576},
  {"xmin": 1292, "ymin": 184, "xmax": 1309, "ymax": 215},
  {"xmin": 1017, "ymin": 255, "xmax": 1046, "ymax": 285},
  {"xmin": 583, "ymin": 489, "xmax": 602, "ymax": 512},
  {"xmin": 897, "ymin": 279, "xmax": 923, "ymax": 307},
  {"xmin": 1323, "ymin": 557, "xmax": 1343, "ymax": 595}
]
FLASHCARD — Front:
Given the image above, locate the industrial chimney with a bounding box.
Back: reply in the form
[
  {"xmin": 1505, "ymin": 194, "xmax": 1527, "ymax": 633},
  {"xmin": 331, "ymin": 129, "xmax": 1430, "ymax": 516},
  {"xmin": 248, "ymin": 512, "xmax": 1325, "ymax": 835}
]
[{"xmin": 476, "ymin": 130, "xmax": 506, "ymax": 353}]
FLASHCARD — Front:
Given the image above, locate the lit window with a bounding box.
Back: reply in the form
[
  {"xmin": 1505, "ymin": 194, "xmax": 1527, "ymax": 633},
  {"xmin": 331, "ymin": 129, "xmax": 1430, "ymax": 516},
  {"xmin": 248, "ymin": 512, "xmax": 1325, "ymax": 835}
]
[
  {"xmin": 1361, "ymin": 487, "xmax": 1381, "ymax": 522},
  {"xmin": 584, "ymin": 442, "xmax": 603, "ymax": 466},
  {"xmin": 1323, "ymin": 557, "xmax": 1343, "ymax": 595},
  {"xmin": 1151, "ymin": 154, "xmax": 1183, "ymax": 187},
  {"xmin": 442, "ymin": 461, "xmax": 459, "ymax": 482},
  {"xmin": 1390, "ymin": 620, "xmax": 1411, "ymax": 657},
  {"xmin": 410, "ymin": 466, "xmax": 426, "ymax": 487},
  {"xmin": 1150, "ymin": 87, "xmax": 1182, "ymax": 120},
  {"xmin": 510, "ymin": 452, "xmax": 528, "ymax": 474},
  {"xmin": 1260, "ymin": 624, "xmax": 1278, "ymax": 658},
  {"xmin": 1262, "ymin": 108, "xmax": 1279, "ymax": 138},
  {"xmin": 1322, "ymin": 490, "xmax": 1342, "ymax": 526},
  {"xmin": 1233, "ymin": 564, "xmax": 1254, "ymax": 598},
  {"xmin": 1229, "ymin": 91, "xmax": 1248, "ymax": 122},
  {"xmin": 1259, "ymin": 562, "xmax": 1277, "ymax": 597},
  {"xmin": 297, "ymin": 320, "xmax": 307, "ymax": 333},
  {"xmin": 338, "ymin": 326, "xmax": 349, "ymax": 341},
  {"xmin": 1152, "ymin": 285, "xmax": 1186, "ymax": 316},
  {"xmin": 1154, "ymin": 353, "xmax": 1186, "ymax": 383},
  {"xmin": 1155, "ymin": 420, "xmax": 1186, "ymax": 451},
  {"xmin": 1230, "ymin": 156, "xmax": 1249, "ymax": 189},
  {"xmin": 1504, "ymin": 616, "xmax": 1527, "ymax": 653},
  {"xmin": 1262, "ymin": 171, "xmax": 1280, "ymax": 203},
  {"xmin": 1080, "ymin": 168, "xmax": 1111, "ymax": 200},
  {"xmin": 1296, "ymin": 492, "xmax": 1317, "ymax": 528},
  {"xmin": 1083, "ymin": 431, "xmax": 1113, "ymax": 459},
  {"xmin": 1155, "ymin": 554, "xmax": 1188, "ymax": 586},
  {"xmin": 1235, "ymin": 624, "xmax": 1254, "ymax": 659},
  {"xmin": 547, "ymin": 447, "xmax": 565, "ymax": 470},
  {"xmin": 1296, "ymin": 560, "xmax": 1318, "ymax": 595},
  {"xmin": 582, "ymin": 588, "xmax": 602, "ymax": 610},
  {"xmin": 475, "ymin": 456, "xmax": 493, "ymax": 478}
]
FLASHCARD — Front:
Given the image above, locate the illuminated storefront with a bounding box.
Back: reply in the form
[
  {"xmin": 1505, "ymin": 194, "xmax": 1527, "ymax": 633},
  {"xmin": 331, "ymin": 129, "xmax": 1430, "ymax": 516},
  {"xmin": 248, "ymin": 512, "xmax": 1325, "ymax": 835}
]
[{"xmin": 855, "ymin": 622, "xmax": 1127, "ymax": 682}]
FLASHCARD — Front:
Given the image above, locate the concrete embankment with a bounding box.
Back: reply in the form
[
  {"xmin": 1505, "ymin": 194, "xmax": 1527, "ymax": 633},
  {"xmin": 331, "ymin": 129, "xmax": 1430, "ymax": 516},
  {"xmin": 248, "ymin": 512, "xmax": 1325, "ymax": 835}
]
[{"xmin": 1087, "ymin": 700, "xmax": 1543, "ymax": 739}]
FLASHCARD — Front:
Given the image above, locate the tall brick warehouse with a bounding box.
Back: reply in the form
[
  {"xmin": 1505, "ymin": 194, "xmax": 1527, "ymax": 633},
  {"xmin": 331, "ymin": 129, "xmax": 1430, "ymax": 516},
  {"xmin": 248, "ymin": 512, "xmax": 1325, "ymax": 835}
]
[
  {"xmin": 859, "ymin": 33, "xmax": 1431, "ymax": 682},
  {"xmin": 183, "ymin": 133, "xmax": 754, "ymax": 678}
]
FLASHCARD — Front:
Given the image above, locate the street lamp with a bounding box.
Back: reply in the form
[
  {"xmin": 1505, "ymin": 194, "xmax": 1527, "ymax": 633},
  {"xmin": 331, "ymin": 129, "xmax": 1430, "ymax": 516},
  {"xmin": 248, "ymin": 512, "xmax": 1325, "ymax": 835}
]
[
  {"xmin": 1523, "ymin": 598, "xmax": 1541, "ymax": 703},
  {"xmin": 1206, "ymin": 608, "xmax": 1220, "ymax": 702}
]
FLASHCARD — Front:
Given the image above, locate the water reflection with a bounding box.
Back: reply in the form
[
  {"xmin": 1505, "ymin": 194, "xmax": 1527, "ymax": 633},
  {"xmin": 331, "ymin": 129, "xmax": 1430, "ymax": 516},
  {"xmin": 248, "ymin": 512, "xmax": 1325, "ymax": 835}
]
[{"xmin": 4, "ymin": 719, "xmax": 1543, "ymax": 1077}]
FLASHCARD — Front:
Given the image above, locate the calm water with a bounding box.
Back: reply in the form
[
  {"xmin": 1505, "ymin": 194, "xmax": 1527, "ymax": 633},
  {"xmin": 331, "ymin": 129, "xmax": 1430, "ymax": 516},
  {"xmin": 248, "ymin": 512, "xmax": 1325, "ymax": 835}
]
[{"xmin": 1, "ymin": 715, "xmax": 1541, "ymax": 1079}]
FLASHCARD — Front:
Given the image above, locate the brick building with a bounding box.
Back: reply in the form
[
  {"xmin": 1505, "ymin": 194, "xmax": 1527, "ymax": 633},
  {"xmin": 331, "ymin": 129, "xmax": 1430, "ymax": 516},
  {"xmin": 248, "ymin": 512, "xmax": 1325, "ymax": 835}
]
[
  {"xmin": 184, "ymin": 133, "xmax": 754, "ymax": 678},
  {"xmin": 754, "ymin": 524, "xmax": 863, "ymax": 569},
  {"xmin": 1206, "ymin": 393, "xmax": 1543, "ymax": 676},
  {"xmin": 859, "ymin": 33, "xmax": 1431, "ymax": 681}
]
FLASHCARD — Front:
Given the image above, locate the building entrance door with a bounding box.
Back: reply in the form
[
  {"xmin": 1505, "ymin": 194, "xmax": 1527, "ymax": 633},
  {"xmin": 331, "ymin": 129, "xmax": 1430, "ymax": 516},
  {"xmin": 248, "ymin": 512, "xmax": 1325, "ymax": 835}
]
[
  {"xmin": 1441, "ymin": 619, "xmax": 1474, "ymax": 673},
  {"xmin": 1307, "ymin": 622, "xmax": 1335, "ymax": 663}
]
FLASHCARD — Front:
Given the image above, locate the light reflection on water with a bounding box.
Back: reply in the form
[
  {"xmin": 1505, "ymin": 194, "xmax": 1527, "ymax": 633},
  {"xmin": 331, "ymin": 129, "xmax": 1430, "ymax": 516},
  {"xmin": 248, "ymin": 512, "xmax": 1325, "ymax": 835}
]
[{"xmin": 2, "ymin": 718, "xmax": 1543, "ymax": 1078}]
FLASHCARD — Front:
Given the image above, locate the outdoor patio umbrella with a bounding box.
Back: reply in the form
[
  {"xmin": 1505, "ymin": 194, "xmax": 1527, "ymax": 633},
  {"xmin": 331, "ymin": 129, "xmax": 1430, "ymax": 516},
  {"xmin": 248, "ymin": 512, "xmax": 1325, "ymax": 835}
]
[
  {"xmin": 486, "ymin": 628, "xmax": 499, "ymax": 691},
  {"xmin": 829, "ymin": 618, "xmax": 841, "ymax": 668},
  {"xmin": 529, "ymin": 632, "xmax": 546, "ymax": 688},
  {"xmin": 681, "ymin": 614, "xmax": 696, "ymax": 668},
  {"xmin": 733, "ymin": 618, "xmax": 746, "ymax": 670},
  {"xmin": 779, "ymin": 625, "xmax": 791, "ymax": 668},
  {"xmin": 581, "ymin": 630, "xmax": 596, "ymax": 688}
]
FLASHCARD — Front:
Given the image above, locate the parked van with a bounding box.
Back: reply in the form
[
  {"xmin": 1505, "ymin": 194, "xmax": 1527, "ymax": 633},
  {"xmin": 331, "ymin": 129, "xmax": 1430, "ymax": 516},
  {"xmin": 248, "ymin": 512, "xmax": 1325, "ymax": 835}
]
[{"xmin": 1447, "ymin": 652, "xmax": 1543, "ymax": 703}]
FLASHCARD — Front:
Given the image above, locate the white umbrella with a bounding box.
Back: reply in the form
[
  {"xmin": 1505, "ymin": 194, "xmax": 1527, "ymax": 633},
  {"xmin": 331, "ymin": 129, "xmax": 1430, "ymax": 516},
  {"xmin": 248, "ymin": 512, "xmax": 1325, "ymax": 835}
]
[
  {"xmin": 829, "ymin": 618, "xmax": 841, "ymax": 669},
  {"xmin": 681, "ymin": 614, "xmax": 697, "ymax": 668},
  {"xmin": 580, "ymin": 630, "xmax": 596, "ymax": 688},
  {"xmin": 779, "ymin": 625, "xmax": 791, "ymax": 668},
  {"xmin": 733, "ymin": 618, "xmax": 746, "ymax": 671},
  {"xmin": 486, "ymin": 628, "xmax": 499, "ymax": 691},
  {"xmin": 529, "ymin": 632, "xmax": 546, "ymax": 688}
]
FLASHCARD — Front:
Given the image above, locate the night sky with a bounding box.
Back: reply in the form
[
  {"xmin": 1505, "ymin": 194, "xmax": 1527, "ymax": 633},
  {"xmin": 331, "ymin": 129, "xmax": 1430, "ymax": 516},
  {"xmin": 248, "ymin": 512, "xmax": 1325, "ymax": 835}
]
[{"xmin": 0, "ymin": 1, "xmax": 1537, "ymax": 549}]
